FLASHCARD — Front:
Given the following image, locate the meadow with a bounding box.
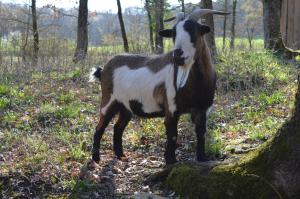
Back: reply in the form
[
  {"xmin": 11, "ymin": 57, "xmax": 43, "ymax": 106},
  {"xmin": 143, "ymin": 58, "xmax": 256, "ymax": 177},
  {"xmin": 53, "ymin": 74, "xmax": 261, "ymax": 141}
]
[{"xmin": 0, "ymin": 38, "xmax": 299, "ymax": 198}]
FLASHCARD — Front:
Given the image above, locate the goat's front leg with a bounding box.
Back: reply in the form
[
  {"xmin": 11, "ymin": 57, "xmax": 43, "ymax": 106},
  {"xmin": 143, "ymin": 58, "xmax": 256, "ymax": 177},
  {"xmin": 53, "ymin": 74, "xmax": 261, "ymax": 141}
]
[
  {"xmin": 164, "ymin": 113, "xmax": 179, "ymax": 165},
  {"xmin": 192, "ymin": 111, "xmax": 209, "ymax": 161}
]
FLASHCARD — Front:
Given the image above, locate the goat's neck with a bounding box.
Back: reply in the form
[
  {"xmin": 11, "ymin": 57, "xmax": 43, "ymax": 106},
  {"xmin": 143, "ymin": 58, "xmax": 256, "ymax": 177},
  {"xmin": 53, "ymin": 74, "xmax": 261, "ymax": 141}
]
[{"xmin": 194, "ymin": 38, "xmax": 214, "ymax": 83}]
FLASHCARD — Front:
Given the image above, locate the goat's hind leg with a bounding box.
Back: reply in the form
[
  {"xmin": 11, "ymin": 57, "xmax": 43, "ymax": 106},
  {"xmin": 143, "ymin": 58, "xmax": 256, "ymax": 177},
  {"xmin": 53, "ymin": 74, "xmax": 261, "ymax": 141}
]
[
  {"xmin": 113, "ymin": 107, "xmax": 132, "ymax": 158},
  {"xmin": 92, "ymin": 105, "xmax": 118, "ymax": 162}
]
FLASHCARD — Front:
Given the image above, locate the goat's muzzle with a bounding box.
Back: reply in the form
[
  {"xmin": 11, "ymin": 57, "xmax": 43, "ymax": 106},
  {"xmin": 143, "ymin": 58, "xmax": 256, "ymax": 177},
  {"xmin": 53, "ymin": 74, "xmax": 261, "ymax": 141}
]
[{"xmin": 173, "ymin": 49, "xmax": 185, "ymax": 66}]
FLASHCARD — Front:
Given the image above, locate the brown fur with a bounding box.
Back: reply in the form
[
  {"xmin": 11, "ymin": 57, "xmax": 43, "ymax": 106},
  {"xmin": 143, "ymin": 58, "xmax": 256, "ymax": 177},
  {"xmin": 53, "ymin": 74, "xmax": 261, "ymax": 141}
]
[
  {"xmin": 195, "ymin": 37, "xmax": 215, "ymax": 85},
  {"xmin": 153, "ymin": 82, "xmax": 167, "ymax": 108}
]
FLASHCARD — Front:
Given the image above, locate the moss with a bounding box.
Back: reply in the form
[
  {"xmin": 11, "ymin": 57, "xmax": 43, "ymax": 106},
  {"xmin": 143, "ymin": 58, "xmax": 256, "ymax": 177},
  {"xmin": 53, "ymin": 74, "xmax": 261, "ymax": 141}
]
[
  {"xmin": 165, "ymin": 164, "xmax": 280, "ymax": 199},
  {"xmin": 164, "ymin": 130, "xmax": 294, "ymax": 198},
  {"xmin": 164, "ymin": 136, "xmax": 288, "ymax": 198}
]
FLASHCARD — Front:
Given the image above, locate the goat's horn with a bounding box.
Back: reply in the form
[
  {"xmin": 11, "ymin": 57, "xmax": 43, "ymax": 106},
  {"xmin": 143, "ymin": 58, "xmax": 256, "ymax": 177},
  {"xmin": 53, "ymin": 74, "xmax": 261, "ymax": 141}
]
[
  {"xmin": 164, "ymin": 12, "xmax": 185, "ymax": 23},
  {"xmin": 189, "ymin": 9, "xmax": 230, "ymax": 21}
]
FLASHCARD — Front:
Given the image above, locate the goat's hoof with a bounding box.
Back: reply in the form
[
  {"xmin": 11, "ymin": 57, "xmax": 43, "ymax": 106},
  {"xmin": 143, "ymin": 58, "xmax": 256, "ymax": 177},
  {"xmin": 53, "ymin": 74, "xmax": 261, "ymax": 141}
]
[
  {"xmin": 196, "ymin": 156, "xmax": 210, "ymax": 162},
  {"xmin": 115, "ymin": 152, "xmax": 125, "ymax": 158},
  {"xmin": 115, "ymin": 153, "xmax": 128, "ymax": 161},
  {"xmin": 165, "ymin": 159, "xmax": 178, "ymax": 165},
  {"xmin": 87, "ymin": 159, "xmax": 100, "ymax": 170},
  {"xmin": 118, "ymin": 156, "xmax": 129, "ymax": 162},
  {"xmin": 92, "ymin": 154, "xmax": 100, "ymax": 163}
]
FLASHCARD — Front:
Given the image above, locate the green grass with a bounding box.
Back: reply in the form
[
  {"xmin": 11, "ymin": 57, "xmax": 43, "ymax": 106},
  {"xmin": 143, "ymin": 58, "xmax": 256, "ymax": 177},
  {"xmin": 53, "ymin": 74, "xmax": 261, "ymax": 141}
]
[
  {"xmin": 215, "ymin": 37, "xmax": 264, "ymax": 50},
  {"xmin": 206, "ymin": 128, "xmax": 223, "ymax": 157},
  {"xmin": 38, "ymin": 102, "xmax": 81, "ymax": 121}
]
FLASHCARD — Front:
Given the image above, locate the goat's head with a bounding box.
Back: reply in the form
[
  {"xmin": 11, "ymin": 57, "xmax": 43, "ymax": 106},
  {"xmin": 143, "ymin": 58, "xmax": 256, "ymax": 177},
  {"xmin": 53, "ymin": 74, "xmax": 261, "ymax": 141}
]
[{"xmin": 159, "ymin": 9, "xmax": 230, "ymax": 66}]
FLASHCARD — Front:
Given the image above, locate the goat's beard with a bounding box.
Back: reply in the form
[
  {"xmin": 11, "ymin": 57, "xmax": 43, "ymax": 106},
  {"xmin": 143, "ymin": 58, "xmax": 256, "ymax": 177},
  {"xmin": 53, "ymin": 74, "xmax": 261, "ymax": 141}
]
[{"xmin": 174, "ymin": 56, "xmax": 185, "ymax": 66}]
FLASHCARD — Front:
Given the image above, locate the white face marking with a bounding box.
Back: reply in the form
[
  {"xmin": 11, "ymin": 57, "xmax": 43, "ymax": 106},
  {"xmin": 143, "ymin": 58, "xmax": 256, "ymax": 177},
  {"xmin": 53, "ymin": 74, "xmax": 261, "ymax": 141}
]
[
  {"xmin": 111, "ymin": 64, "xmax": 177, "ymax": 115},
  {"xmin": 175, "ymin": 20, "xmax": 196, "ymax": 67},
  {"xmin": 173, "ymin": 20, "xmax": 197, "ymax": 89}
]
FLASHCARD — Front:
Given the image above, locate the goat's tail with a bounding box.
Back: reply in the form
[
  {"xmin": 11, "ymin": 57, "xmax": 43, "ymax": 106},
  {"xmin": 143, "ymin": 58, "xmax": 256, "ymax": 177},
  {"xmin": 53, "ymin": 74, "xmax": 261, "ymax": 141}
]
[{"xmin": 89, "ymin": 67, "xmax": 102, "ymax": 82}]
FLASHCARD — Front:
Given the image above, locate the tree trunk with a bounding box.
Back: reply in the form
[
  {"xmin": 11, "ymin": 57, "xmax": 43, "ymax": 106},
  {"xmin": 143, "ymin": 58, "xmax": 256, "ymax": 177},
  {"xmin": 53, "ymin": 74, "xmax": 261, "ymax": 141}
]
[
  {"xmin": 22, "ymin": 4, "xmax": 31, "ymax": 62},
  {"xmin": 200, "ymin": 0, "xmax": 217, "ymax": 59},
  {"xmin": 150, "ymin": 77, "xmax": 300, "ymax": 198},
  {"xmin": 117, "ymin": 0, "xmax": 129, "ymax": 53},
  {"xmin": 154, "ymin": 0, "xmax": 164, "ymax": 54},
  {"xmin": 229, "ymin": 0, "xmax": 237, "ymax": 50},
  {"xmin": 179, "ymin": 0, "xmax": 185, "ymax": 13},
  {"xmin": 222, "ymin": 0, "xmax": 228, "ymax": 50},
  {"xmin": 246, "ymin": 26, "xmax": 254, "ymax": 49},
  {"xmin": 73, "ymin": 0, "xmax": 88, "ymax": 63},
  {"xmin": 145, "ymin": 0, "xmax": 154, "ymax": 52},
  {"xmin": 262, "ymin": 0, "xmax": 284, "ymax": 52},
  {"xmin": 31, "ymin": 0, "xmax": 39, "ymax": 65}
]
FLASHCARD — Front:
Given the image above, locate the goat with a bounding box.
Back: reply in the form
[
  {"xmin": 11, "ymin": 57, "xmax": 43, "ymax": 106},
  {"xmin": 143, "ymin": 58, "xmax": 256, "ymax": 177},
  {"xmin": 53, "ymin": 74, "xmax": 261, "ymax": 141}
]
[{"xmin": 90, "ymin": 9, "xmax": 229, "ymax": 165}]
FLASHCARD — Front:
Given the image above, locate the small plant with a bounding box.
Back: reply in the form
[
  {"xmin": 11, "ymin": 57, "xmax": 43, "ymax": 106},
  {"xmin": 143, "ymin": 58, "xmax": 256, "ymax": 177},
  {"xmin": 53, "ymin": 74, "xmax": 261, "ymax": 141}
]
[
  {"xmin": 39, "ymin": 102, "xmax": 56, "ymax": 115},
  {"xmin": 2, "ymin": 112, "xmax": 17, "ymax": 124},
  {"xmin": 0, "ymin": 98, "xmax": 10, "ymax": 110},
  {"xmin": 38, "ymin": 102, "xmax": 80, "ymax": 121},
  {"xmin": 58, "ymin": 91, "xmax": 75, "ymax": 104},
  {"xmin": 55, "ymin": 104, "xmax": 81, "ymax": 119},
  {"xmin": 257, "ymin": 91, "xmax": 285, "ymax": 109},
  {"xmin": 68, "ymin": 145, "xmax": 87, "ymax": 162},
  {"xmin": 0, "ymin": 84, "xmax": 10, "ymax": 97},
  {"xmin": 66, "ymin": 69, "xmax": 82, "ymax": 80},
  {"xmin": 206, "ymin": 128, "xmax": 223, "ymax": 157}
]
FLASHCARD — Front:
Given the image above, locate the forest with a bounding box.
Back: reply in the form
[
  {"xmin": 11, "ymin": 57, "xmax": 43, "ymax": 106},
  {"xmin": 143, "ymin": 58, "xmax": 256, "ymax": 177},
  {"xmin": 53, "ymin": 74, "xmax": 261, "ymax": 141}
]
[{"xmin": 0, "ymin": 0, "xmax": 299, "ymax": 198}]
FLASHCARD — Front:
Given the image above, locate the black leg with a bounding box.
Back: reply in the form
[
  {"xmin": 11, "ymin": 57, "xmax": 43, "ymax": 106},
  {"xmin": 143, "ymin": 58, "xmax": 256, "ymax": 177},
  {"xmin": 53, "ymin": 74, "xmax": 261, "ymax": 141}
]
[
  {"xmin": 92, "ymin": 105, "xmax": 117, "ymax": 162},
  {"xmin": 164, "ymin": 113, "xmax": 179, "ymax": 165},
  {"xmin": 193, "ymin": 111, "xmax": 209, "ymax": 162},
  {"xmin": 113, "ymin": 108, "xmax": 132, "ymax": 158}
]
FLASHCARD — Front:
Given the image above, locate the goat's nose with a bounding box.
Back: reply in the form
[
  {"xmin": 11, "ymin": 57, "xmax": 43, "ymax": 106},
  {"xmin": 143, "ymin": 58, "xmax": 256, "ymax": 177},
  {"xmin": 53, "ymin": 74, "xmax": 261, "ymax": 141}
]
[
  {"xmin": 173, "ymin": 48, "xmax": 183, "ymax": 57},
  {"xmin": 173, "ymin": 49, "xmax": 185, "ymax": 66}
]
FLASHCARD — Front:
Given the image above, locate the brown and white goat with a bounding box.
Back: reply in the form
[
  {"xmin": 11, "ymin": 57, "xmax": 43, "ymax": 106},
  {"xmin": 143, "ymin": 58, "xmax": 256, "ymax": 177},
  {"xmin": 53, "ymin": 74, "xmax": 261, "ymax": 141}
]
[{"xmin": 90, "ymin": 9, "xmax": 229, "ymax": 165}]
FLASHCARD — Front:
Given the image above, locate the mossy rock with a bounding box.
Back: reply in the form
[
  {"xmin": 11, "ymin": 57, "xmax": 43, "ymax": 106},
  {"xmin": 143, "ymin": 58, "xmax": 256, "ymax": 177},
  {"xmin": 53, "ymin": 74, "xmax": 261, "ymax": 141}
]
[{"xmin": 165, "ymin": 163, "xmax": 281, "ymax": 199}]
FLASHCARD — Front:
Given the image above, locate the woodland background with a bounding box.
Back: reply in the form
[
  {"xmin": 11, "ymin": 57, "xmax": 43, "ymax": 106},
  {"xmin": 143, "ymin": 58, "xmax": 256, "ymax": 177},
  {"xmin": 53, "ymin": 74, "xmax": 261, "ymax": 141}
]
[{"xmin": 0, "ymin": 0, "xmax": 299, "ymax": 198}]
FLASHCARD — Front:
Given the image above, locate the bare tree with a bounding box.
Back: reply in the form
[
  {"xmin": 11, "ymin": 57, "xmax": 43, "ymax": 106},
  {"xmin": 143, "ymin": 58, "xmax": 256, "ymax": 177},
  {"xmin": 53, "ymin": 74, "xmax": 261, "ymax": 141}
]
[
  {"xmin": 200, "ymin": 0, "xmax": 217, "ymax": 59},
  {"xmin": 117, "ymin": 0, "xmax": 129, "ymax": 52},
  {"xmin": 222, "ymin": 0, "xmax": 228, "ymax": 50},
  {"xmin": 246, "ymin": 23, "xmax": 255, "ymax": 49},
  {"xmin": 20, "ymin": 4, "xmax": 31, "ymax": 62},
  {"xmin": 262, "ymin": 0, "xmax": 284, "ymax": 52},
  {"xmin": 73, "ymin": 0, "xmax": 88, "ymax": 63},
  {"xmin": 179, "ymin": 0, "xmax": 185, "ymax": 13},
  {"xmin": 241, "ymin": 0, "xmax": 263, "ymax": 49},
  {"xmin": 230, "ymin": 0, "xmax": 237, "ymax": 50},
  {"xmin": 145, "ymin": 0, "xmax": 154, "ymax": 52},
  {"xmin": 31, "ymin": 0, "xmax": 39, "ymax": 64},
  {"xmin": 154, "ymin": 0, "xmax": 164, "ymax": 54}
]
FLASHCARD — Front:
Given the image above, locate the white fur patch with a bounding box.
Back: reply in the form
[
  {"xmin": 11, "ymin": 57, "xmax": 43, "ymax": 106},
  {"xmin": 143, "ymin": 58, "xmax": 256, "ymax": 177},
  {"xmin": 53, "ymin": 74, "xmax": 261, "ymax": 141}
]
[
  {"xmin": 175, "ymin": 20, "xmax": 196, "ymax": 67},
  {"xmin": 101, "ymin": 97, "xmax": 114, "ymax": 115},
  {"xmin": 88, "ymin": 67, "xmax": 99, "ymax": 83},
  {"xmin": 206, "ymin": 106, "xmax": 212, "ymax": 117},
  {"xmin": 174, "ymin": 20, "xmax": 196, "ymax": 89},
  {"xmin": 177, "ymin": 66, "xmax": 190, "ymax": 88},
  {"xmin": 111, "ymin": 64, "xmax": 177, "ymax": 115}
]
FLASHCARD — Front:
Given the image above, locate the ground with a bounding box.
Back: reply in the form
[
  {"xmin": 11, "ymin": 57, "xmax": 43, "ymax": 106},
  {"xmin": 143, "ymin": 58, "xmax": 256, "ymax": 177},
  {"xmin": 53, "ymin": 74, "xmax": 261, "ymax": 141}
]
[{"xmin": 0, "ymin": 49, "xmax": 299, "ymax": 198}]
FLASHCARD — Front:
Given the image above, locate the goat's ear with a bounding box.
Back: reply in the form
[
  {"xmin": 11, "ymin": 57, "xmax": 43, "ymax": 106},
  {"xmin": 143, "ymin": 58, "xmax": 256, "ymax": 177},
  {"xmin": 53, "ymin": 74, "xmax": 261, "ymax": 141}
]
[
  {"xmin": 159, "ymin": 29, "xmax": 173, "ymax": 38},
  {"xmin": 198, "ymin": 24, "xmax": 210, "ymax": 35}
]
